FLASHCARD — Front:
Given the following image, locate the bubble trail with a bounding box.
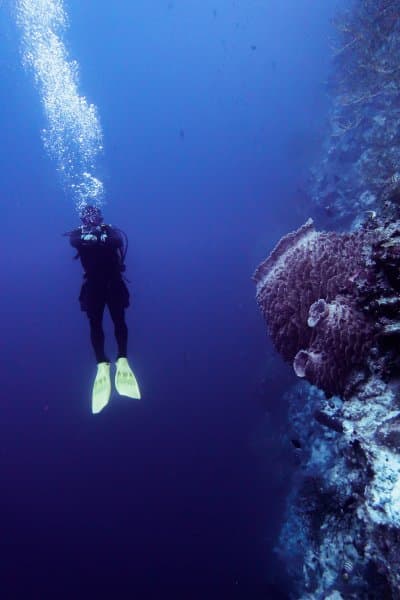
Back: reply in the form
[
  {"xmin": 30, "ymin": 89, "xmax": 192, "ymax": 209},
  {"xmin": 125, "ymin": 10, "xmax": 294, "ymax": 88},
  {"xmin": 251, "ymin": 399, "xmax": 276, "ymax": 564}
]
[{"xmin": 15, "ymin": 0, "xmax": 104, "ymax": 211}]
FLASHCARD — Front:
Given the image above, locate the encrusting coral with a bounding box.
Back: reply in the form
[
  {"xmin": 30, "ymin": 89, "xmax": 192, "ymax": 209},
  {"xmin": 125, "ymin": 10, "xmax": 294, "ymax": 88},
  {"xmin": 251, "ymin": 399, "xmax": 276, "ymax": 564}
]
[{"xmin": 311, "ymin": 0, "xmax": 400, "ymax": 227}]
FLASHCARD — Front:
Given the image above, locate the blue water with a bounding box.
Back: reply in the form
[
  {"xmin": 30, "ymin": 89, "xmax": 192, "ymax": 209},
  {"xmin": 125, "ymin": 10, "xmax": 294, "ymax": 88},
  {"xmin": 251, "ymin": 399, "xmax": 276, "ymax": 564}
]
[{"xmin": 0, "ymin": 1, "xmax": 341, "ymax": 596}]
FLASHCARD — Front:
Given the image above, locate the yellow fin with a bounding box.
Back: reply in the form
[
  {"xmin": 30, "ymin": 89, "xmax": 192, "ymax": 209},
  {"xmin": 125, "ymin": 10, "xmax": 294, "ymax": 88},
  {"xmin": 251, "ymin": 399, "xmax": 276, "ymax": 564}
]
[
  {"xmin": 115, "ymin": 357, "xmax": 141, "ymax": 399},
  {"xmin": 92, "ymin": 362, "xmax": 111, "ymax": 414}
]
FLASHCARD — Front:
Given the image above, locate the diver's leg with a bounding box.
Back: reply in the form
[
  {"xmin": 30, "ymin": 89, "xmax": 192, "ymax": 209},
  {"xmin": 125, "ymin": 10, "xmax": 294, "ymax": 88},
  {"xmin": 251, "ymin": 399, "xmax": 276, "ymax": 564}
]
[
  {"xmin": 88, "ymin": 303, "xmax": 109, "ymax": 363},
  {"xmin": 108, "ymin": 303, "xmax": 128, "ymax": 359},
  {"xmin": 107, "ymin": 279, "xmax": 129, "ymax": 359},
  {"xmin": 80, "ymin": 280, "xmax": 109, "ymax": 364},
  {"xmin": 108, "ymin": 288, "xmax": 140, "ymax": 399},
  {"xmin": 88, "ymin": 300, "xmax": 112, "ymax": 413}
]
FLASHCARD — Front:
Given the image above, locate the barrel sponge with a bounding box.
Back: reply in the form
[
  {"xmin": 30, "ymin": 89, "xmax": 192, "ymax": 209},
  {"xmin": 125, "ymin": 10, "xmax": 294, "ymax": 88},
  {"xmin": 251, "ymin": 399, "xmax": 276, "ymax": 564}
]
[{"xmin": 253, "ymin": 219, "xmax": 375, "ymax": 396}]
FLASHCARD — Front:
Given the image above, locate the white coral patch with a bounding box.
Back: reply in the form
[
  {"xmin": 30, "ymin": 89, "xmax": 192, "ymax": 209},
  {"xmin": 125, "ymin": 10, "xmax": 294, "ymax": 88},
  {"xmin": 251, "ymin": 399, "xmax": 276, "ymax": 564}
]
[{"xmin": 390, "ymin": 475, "xmax": 400, "ymax": 522}]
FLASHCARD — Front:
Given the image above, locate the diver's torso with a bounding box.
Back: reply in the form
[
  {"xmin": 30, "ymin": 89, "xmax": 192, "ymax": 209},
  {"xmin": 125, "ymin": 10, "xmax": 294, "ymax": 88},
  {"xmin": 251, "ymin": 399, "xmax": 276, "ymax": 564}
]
[{"xmin": 76, "ymin": 225, "xmax": 122, "ymax": 281}]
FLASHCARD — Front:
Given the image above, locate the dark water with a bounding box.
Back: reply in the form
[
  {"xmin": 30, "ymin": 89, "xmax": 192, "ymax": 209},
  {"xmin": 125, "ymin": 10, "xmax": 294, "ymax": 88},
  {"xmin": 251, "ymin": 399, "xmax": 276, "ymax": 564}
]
[{"xmin": 0, "ymin": 1, "xmax": 341, "ymax": 596}]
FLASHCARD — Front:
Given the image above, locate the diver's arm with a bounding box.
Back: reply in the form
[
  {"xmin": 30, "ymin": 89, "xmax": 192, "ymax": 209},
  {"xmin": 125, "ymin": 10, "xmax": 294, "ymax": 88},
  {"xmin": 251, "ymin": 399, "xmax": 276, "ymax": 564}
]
[
  {"xmin": 70, "ymin": 227, "xmax": 100, "ymax": 248},
  {"xmin": 69, "ymin": 225, "xmax": 123, "ymax": 250},
  {"xmin": 105, "ymin": 226, "xmax": 123, "ymax": 248},
  {"xmin": 69, "ymin": 228, "xmax": 83, "ymax": 248},
  {"xmin": 105, "ymin": 226, "xmax": 126, "ymax": 270}
]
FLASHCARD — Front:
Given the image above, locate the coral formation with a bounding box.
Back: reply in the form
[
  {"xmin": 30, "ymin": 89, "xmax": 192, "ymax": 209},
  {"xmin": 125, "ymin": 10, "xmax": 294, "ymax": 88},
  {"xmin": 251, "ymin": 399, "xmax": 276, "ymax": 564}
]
[
  {"xmin": 253, "ymin": 218, "xmax": 376, "ymax": 397},
  {"xmin": 277, "ymin": 380, "xmax": 400, "ymax": 598},
  {"xmin": 254, "ymin": 1, "xmax": 400, "ymax": 596},
  {"xmin": 310, "ymin": 0, "xmax": 400, "ymax": 228},
  {"xmin": 256, "ymin": 213, "xmax": 400, "ymax": 597}
]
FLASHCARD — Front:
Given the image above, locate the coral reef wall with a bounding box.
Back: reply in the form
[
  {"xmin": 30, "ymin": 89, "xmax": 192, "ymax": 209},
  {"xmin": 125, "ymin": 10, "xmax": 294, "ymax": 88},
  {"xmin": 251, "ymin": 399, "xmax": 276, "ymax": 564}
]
[
  {"xmin": 310, "ymin": 0, "xmax": 400, "ymax": 229},
  {"xmin": 279, "ymin": 380, "xmax": 400, "ymax": 599},
  {"xmin": 255, "ymin": 1, "xmax": 400, "ymax": 597}
]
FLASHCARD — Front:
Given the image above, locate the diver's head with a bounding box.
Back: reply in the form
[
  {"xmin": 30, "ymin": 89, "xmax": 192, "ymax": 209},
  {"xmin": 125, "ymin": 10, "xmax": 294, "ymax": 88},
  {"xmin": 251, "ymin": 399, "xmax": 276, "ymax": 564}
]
[{"xmin": 80, "ymin": 205, "xmax": 103, "ymax": 227}]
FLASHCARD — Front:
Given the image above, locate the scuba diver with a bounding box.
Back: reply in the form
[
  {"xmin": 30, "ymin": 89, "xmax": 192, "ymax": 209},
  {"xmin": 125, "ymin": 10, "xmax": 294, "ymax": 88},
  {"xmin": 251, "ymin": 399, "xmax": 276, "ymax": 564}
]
[{"xmin": 68, "ymin": 205, "xmax": 140, "ymax": 414}]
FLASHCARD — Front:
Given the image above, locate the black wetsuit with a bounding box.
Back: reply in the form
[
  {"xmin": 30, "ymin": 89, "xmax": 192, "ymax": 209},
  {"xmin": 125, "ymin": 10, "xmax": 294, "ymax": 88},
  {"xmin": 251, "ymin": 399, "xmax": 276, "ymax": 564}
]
[{"xmin": 70, "ymin": 224, "xmax": 130, "ymax": 363}]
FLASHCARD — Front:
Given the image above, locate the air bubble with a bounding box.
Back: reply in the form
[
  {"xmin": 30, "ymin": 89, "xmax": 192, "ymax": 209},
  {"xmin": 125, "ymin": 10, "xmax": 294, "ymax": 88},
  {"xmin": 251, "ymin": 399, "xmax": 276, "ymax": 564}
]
[{"xmin": 16, "ymin": 0, "xmax": 104, "ymax": 210}]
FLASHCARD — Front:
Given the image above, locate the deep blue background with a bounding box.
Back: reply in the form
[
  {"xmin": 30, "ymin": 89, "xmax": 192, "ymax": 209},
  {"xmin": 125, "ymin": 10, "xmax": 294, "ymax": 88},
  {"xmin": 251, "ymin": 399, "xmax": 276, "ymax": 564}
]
[{"xmin": 0, "ymin": 1, "xmax": 340, "ymax": 596}]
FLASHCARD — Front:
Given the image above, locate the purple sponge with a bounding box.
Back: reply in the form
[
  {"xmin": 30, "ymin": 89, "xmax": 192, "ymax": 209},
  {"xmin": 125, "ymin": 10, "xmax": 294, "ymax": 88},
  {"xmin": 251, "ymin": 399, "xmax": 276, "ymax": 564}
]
[{"xmin": 253, "ymin": 219, "xmax": 375, "ymax": 396}]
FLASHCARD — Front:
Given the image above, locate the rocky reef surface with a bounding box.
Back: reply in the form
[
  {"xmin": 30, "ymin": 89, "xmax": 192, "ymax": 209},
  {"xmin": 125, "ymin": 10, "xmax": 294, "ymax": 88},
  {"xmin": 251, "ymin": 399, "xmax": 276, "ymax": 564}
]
[
  {"xmin": 278, "ymin": 378, "xmax": 400, "ymax": 599},
  {"xmin": 255, "ymin": 1, "xmax": 400, "ymax": 597},
  {"xmin": 310, "ymin": 0, "xmax": 400, "ymax": 230},
  {"xmin": 255, "ymin": 214, "xmax": 400, "ymax": 597}
]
